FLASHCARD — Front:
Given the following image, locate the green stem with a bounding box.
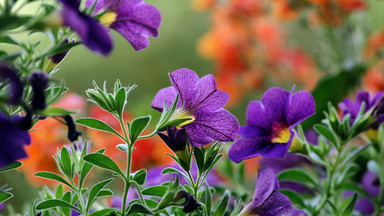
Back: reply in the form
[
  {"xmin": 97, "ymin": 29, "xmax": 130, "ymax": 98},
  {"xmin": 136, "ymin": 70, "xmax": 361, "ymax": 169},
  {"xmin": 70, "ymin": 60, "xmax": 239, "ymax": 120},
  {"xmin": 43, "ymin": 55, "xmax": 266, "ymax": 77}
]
[
  {"xmin": 132, "ymin": 181, "xmax": 146, "ymax": 204},
  {"xmin": 137, "ymin": 130, "xmax": 158, "ymax": 140}
]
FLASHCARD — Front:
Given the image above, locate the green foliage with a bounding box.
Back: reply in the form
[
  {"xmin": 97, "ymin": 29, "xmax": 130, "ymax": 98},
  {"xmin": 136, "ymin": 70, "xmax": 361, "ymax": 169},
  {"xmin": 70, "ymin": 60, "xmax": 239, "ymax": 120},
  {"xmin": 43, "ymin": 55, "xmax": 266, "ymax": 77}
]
[{"xmin": 129, "ymin": 116, "xmax": 151, "ymax": 143}]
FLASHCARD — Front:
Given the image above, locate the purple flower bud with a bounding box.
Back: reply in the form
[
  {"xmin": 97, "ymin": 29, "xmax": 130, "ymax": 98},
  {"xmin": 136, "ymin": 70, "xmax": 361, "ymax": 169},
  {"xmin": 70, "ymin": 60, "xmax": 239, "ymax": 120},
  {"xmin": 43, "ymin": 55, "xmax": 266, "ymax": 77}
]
[
  {"xmin": 158, "ymin": 125, "xmax": 187, "ymax": 152},
  {"xmin": 29, "ymin": 71, "xmax": 49, "ymax": 111},
  {"xmin": 49, "ymin": 39, "xmax": 70, "ymax": 64},
  {"xmin": 0, "ymin": 62, "xmax": 23, "ymax": 104},
  {"xmin": 175, "ymin": 191, "xmax": 200, "ymax": 213}
]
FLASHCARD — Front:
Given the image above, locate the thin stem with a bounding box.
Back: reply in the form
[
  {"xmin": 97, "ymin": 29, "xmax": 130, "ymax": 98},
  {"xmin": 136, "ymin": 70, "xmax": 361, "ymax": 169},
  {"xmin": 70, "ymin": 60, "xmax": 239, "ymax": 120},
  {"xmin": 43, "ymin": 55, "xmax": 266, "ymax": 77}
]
[
  {"xmin": 137, "ymin": 130, "xmax": 158, "ymax": 140},
  {"xmin": 132, "ymin": 181, "xmax": 146, "ymax": 204}
]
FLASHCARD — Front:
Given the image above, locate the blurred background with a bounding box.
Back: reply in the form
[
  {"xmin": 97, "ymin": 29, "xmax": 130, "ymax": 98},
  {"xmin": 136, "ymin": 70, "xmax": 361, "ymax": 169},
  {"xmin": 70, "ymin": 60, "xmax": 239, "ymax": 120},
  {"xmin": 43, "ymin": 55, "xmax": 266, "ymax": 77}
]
[{"xmin": 2, "ymin": 0, "xmax": 384, "ymax": 212}]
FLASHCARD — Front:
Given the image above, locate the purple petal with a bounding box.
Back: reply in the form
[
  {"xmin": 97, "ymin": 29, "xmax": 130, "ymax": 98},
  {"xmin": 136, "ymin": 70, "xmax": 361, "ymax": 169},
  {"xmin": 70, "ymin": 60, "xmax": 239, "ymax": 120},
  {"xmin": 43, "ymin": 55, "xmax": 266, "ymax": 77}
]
[
  {"xmin": 187, "ymin": 109, "xmax": 239, "ymax": 146},
  {"xmin": 151, "ymin": 86, "xmax": 180, "ymax": 112},
  {"xmin": 111, "ymin": 1, "xmax": 161, "ymax": 51},
  {"xmin": 355, "ymin": 197, "xmax": 375, "ymax": 215},
  {"xmin": 287, "ymin": 91, "xmax": 315, "ymax": 127},
  {"xmin": 59, "ymin": 0, "xmax": 80, "ymax": 9},
  {"xmin": 192, "ymin": 74, "xmax": 229, "ymax": 112},
  {"xmin": 239, "ymin": 125, "xmax": 270, "ymax": 139},
  {"xmin": 251, "ymin": 168, "xmax": 280, "ymax": 208},
  {"xmin": 62, "ymin": 7, "xmax": 89, "ymax": 41},
  {"xmin": 228, "ymin": 133, "xmax": 293, "ymax": 163},
  {"xmin": 246, "ymin": 88, "xmax": 289, "ymax": 130},
  {"xmin": 184, "ymin": 125, "xmax": 213, "ymax": 147},
  {"xmin": 169, "ymin": 69, "xmax": 199, "ymax": 108}
]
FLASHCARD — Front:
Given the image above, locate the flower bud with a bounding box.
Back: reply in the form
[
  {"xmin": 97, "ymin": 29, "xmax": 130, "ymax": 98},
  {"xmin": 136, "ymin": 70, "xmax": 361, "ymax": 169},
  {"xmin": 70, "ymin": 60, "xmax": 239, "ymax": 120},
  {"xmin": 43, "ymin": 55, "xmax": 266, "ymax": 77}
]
[{"xmin": 29, "ymin": 71, "xmax": 49, "ymax": 111}]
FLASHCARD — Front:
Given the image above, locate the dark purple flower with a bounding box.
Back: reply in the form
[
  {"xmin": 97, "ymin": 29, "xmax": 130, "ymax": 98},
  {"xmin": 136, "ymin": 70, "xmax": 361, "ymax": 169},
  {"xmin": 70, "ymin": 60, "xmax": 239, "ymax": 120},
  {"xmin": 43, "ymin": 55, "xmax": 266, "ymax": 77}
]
[
  {"xmin": 60, "ymin": 0, "xmax": 113, "ymax": 55},
  {"xmin": 0, "ymin": 62, "xmax": 23, "ymax": 104},
  {"xmin": 0, "ymin": 112, "xmax": 31, "ymax": 168},
  {"xmin": 339, "ymin": 91, "xmax": 384, "ymax": 128},
  {"xmin": 158, "ymin": 126, "xmax": 187, "ymax": 153},
  {"xmin": 228, "ymin": 87, "xmax": 315, "ymax": 162},
  {"xmin": 175, "ymin": 191, "xmax": 201, "ymax": 213},
  {"xmin": 362, "ymin": 171, "xmax": 380, "ymax": 197},
  {"xmin": 151, "ymin": 68, "xmax": 239, "ymax": 146},
  {"xmin": 49, "ymin": 39, "xmax": 71, "ymax": 65},
  {"xmin": 239, "ymin": 168, "xmax": 305, "ymax": 216},
  {"xmin": 85, "ymin": 0, "xmax": 161, "ymax": 51},
  {"xmin": 29, "ymin": 71, "xmax": 49, "ymax": 111},
  {"xmin": 63, "ymin": 115, "xmax": 81, "ymax": 142}
]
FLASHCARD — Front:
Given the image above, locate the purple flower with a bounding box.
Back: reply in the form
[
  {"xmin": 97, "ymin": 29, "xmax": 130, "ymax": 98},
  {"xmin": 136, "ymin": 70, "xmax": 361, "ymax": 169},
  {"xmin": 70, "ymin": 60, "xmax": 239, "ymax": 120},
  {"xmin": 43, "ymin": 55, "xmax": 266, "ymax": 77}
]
[
  {"xmin": 85, "ymin": 0, "xmax": 161, "ymax": 51},
  {"xmin": 228, "ymin": 87, "xmax": 315, "ymax": 162},
  {"xmin": 158, "ymin": 126, "xmax": 187, "ymax": 153},
  {"xmin": 339, "ymin": 91, "xmax": 384, "ymax": 127},
  {"xmin": 60, "ymin": 0, "xmax": 113, "ymax": 55},
  {"xmin": 239, "ymin": 168, "xmax": 305, "ymax": 216},
  {"xmin": 0, "ymin": 112, "xmax": 31, "ymax": 168},
  {"xmin": 0, "ymin": 62, "xmax": 23, "ymax": 105},
  {"xmin": 151, "ymin": 68, "xmax": 239, "ymax": 146}
]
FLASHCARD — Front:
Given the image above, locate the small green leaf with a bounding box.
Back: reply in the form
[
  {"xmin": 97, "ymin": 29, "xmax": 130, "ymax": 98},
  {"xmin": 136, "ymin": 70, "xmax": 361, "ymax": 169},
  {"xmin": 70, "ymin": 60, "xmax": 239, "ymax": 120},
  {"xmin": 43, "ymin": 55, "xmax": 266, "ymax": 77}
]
[
  {"xmin": 126, "ymin": 203, "xmax": 153, "ymax": 215},
  {"xmin": 132, "ymin": 169, "xmax": 147, "ymax": 185},
  {"xmin": 161, "ymin": 168, "xmax": 192, "ymax": 185},
  {"xmin": 130, "ymin": 116, "xmax": 151, "ymax": 143},
  {"xmin": 46, "ymin": 42, "xmax": 80, "ymax": 56},
  {"xmin": 76, "ymin": 118, "xmax": 122, "ymax": 138},
  {"xmin": 314, "ymin": 124, "xmax": 337, "ymax": 144},
  {"xmin": 278, "ymin": 169, "xmax": 317, "ymax": 187},
  {"xmin": 79, "ymin": 149, "xmax": 106, "ymax": 188},
  {"xmin": 96, "ymin": 189, "xmax": 114, "ymax": 197},
  {"xmin": 142, "ymin": 186, "xmax": 168, "ymax": 197},
  {"xmin": 38, "ymin": 107, "xmax": 75, "ymax": 116},
  {"xmin": 0, "ymin": 192, "xmax": 12, "ymax": 203},
  {"xmin": 89, "ymin": 209, "xmax": 115, "ymax": 216},
  {"xmin": 36, "ymin": 199, "xmax": 81, "ymax": 212},
  {"xmin": 205, "ymin": 182, "xmax": 212, "ymax": 215},
  {"xmin": 34, "ymin": 172, "xmax": 74, "ymax": 190},
  {"xmin": 327, "ymin": 201, "xmax": 340, "ymax": 216},
  {"xmin": 229, "ymin": 200, "xmax": 243, "ymax": 216},
  {"xmin": 193, "ymin": 147, "xmax": 204, "ymax": 173},
  {"xmin": 0, "ymin": 161, "xmax": 22, "ymax": 173},
  {"xmin": 339, "ymin": 143, "xmax": 372, "ymax": 170},
  {"xmin": 86, "ymin": 178, "xmax": 114, "ymax": 211},
  {"xmin": 83, "ymin": 153, "xmax": 124, "ymax": 177},
  {"xmin": 212, "ymin": 190, "xmax": 230, "ymax": 216},
  {"xmin": 60, "ymin": 147, "xmax": 73, "ymax": 178},
  {"xmin": 116, "ymin": 144, "xmax": 128, "ymax": 153},
  {"xmin": 115, "ymin": 88, "xmax": 126, "ymax": 116},
  {"xmin": 279, "ymin": 190, "xmax": 305, "ymax": 208},
  {"xmin": 0, "ymin": 36, "xmax": 18, "ymax": 45}
]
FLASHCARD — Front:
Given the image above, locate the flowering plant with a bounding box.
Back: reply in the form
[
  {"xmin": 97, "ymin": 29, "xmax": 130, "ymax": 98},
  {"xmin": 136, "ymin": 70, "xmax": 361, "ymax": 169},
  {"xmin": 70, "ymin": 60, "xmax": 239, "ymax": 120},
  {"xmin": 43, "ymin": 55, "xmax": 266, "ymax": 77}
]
[{"xmin": 1, "ymin": 0, "xmax": 384, "ymax": 215}]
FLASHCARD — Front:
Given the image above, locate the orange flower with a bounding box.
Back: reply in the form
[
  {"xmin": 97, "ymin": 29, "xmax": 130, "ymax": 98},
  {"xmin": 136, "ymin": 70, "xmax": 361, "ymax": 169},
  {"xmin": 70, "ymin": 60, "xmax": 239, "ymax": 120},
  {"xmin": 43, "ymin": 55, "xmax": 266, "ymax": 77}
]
[{"xmin": 364, "ymin": 61, "xmax": 384, "ymax": 93}]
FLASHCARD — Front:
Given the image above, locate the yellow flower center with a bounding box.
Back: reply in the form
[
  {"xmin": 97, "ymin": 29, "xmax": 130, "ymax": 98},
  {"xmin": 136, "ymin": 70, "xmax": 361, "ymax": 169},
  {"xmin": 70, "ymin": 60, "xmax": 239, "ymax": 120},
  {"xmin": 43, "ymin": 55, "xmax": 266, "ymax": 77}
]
[
  {"xmin": 176, "ymin": 112, "xmax": 195, "ymax": 127},
  {"xmin": 100, "ymin": 12, "xmax": 117, "ymax": 27},
  {"xmin": 271, "ymin": 127, "xmax": 291, "ymax": 143}
]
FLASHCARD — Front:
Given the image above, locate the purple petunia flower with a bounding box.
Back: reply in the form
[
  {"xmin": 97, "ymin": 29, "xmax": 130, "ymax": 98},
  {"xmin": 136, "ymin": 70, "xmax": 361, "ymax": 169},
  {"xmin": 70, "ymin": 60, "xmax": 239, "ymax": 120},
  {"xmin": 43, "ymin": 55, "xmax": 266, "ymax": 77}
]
[
  {"xmin": 151, "ymin": 68, "xmax": 239, "ymax": 146},
  {"xmin": 0, "ymin": 112, "xmax": 31, "ymax": 168},
  {"xmin": 339, "ymin": 91, "xmax": 384, "ymax": 128},
  {"xmin": 60, "ymin": 0, "xmax": 113, "ymax": 55},
  {"xmin": 228, "ymin": 87, "xmax": 315, "ymax": 162},
  {"xmin": 85, "ymin": 0, "xmax": 161, "ymax": 51},
  {"xmin": 238, "ymin": 168, "xmax": 305, "ymax": 216}
]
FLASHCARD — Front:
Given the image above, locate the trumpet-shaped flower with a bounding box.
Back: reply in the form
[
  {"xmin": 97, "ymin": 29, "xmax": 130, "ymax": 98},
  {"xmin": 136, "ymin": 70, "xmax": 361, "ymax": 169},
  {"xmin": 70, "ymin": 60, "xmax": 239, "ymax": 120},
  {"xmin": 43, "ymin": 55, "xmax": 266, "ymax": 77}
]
[
  {"xmin": 238, "ymin": 168, "xmax": 306, "ymax": 216},
  {"xmin": 86, "ymin": 0, "xmax": 161, "ymax": 51},
  {"xmin": 60, "ymin": 0, "xmax": 113, "ymax": 55},
  {"xmin": 0, "ymin": 112, "xmax": 31, "ymax": 168},
  {"xmin": 229, "ymin": 87, "xmax": 315, "ymax": 162},
  {"xmin": 151, "ymin": 68, "xmax": 239, "ymax": 146}
]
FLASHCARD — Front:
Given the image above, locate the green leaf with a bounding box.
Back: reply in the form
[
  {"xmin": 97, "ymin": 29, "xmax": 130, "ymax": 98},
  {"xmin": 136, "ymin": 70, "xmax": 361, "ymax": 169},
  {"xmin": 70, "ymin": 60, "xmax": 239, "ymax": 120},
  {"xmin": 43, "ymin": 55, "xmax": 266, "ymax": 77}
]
[
  {"xmin": 116, "ymin": 144, "xmax": 128, "ymax": 153},
  {"xmin": 96, "ymin": 189, "xmax": 114, "ymax": 197},
  {"xmin": 279, "ymin": 190, "xmax": 305, "ymax": 208},
  {"xmin": 38, "ymin": 107, "xmax": 75, "ymax": 116},
  {"xmin": 60, "ymin": 147, "xmax": 73, "ymax": 178},
  {"xmin": 278, "ymin": 169, "xmax": 317, "ymax": 187},
  {"xmin": 0, "ymin": 192, "xmax": 12, "ymax": 203},
  {"xmin": 193, "ymin": 147, "xmax": 204, "ymax": 173},
  {"xmin": 142, "ymin": 186, "xmax": 168, "ymax": 197},
  {"xmin": 327, "ymin": 201, "xmax": 340, "ymax": 216},
  {"xmin": 0, "ymin": 36, "xmax": 18, "ymax": 45},
  {"xmin": 132, "ymin": 169, "xmax": 147, "ymax": 185},
  {"xmin": 36, "ymin": 199, "xmax": 81, "ymax": 212},
  {"xmin": 83, "ymin": 153, "xmax": 124, "ymax": 176},
  {"xmin": 126, "ymin": 203, "xmax": 153, "ymax": 215},
  {"xmin": 161, "ymin": 168, "xmax": 192, "ymax": 185},
  {"xmin": 0, "ymin": 161, "xmax": 22, "ymax": 173},
  {"xmin": 212, "ymin": 190, "xmax": 230, "ymax": 216},
  {"xmin": 205, "ymin": 182, "xmax": 212, "ymax": 215},
  {"xmin": 342, "ymin": 193, "xmax": 357, "ymax": 216},
  {"xmin": 34, "ymin": 172, "xmax": 74, "ymax": 190},
  {"xmin": 130, "ymin": 116, "xmax": 151, "ymax": 143},
  {"xmin": 76, "ymin": 118, "xmax": 122, "ymax": 138},
  {"xmin": 0, "ymin": 16, "xmax": 31, "ymax": 31},
  {"xmin": 55, "ymin": 184, "xmax": 64, "ymax": 199},
  {"xmin": 89, "ymin": 209, "xmax": 116, "ymax": 216},
  {"xmin": 79, "ymin": 149, "xmax": 106, "ymax": 188},
  {"xmin": 339, "ymin": 143, "xmax": 372, "ymax": 170},
  {"xmin": 338, "ymin": 183, "xmax": 370, "ymax": 198},
  {"xmin": 314, "ymin": 124, "xmax": 337, "ymax": 144},
  {"xmin": 46, "ymin": 42, "xmax": 80, "ymax": 57},
  {"xmin": 86, "ymin": 178, "xmax": 114, "ymax": 211},
  {"xmin": 115, "ymin": 88, "xmax": 126, "ymax": 116}
]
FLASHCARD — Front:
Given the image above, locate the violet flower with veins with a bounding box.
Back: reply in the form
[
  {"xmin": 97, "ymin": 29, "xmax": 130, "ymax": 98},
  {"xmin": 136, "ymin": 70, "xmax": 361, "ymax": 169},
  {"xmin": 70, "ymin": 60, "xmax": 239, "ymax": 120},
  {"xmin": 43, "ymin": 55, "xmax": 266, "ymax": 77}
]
[
  {"xmin": 238, "ymin": 168, "xmax": 306, "ymax": 216},
  {"xmin": 85, "ymin": 0, "xmax": 161, "ymax": 51},
  {"xmin": 59, "ymin": 0, "xmax": 113, "ymax": 55},
  {"xmin": 151, "ymin": 68, "xmax": 239, "ymax": 146},
  {"xmin": 228, "ymin": 87, "xmax": 315, "ymax": 162}
]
